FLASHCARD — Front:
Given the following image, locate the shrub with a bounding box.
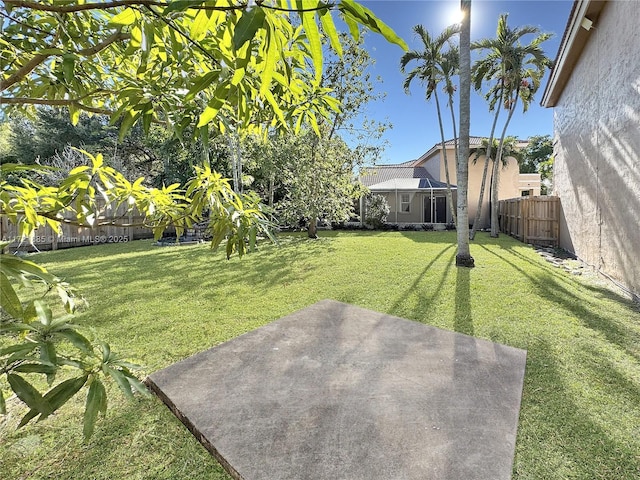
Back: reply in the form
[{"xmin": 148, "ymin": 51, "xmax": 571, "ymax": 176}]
[{"xmin": 365, "ymin": 194, "xmax": 390, "ymax": 229}]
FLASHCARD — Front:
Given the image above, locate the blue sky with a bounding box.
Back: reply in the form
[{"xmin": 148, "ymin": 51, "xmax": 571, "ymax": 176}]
[{"xmin": 351, "ymin": 0, "xmax": 574, "ymax": 163}]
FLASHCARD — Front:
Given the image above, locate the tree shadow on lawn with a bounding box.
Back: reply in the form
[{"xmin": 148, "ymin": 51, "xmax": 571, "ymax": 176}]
[
  {"xmin": 386, "ymin": 243, "xmax": 456, "ymax": 322},
  {"xmin": 52, "ymin": 235, "xmax": 337, "ymax": 300},
  {"xmin": 1, "ymin": 395, "xmax": 232, "ymax": 480},
  {"xmin": 480, "ymin": 244, "xmax": 640, "ymax": 363},
  {"xmin": 454, "ymin": 266, "xmax": 474, "ymax": 337},
  {"xmin": 476, "ymin": 243, "xmax": 640, "ymax": 477},
  {"xmin": 500, "ymin": 241, "xmax": 639, "ymax": 309},
  {"xmin": 37, "ymin": 236, "xmax": 342, "ymax": 367},
  {"xmin": 514, "ymin": 338, "xmax": 640, "ymax": 479}
]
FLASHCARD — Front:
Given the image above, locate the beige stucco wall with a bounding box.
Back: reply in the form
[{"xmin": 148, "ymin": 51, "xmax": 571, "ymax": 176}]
[
  {"xmin": 422, "ymin": 155, "xmax": 442, "ymax": 180},
  {"xmin": 552, "ymin": 1, "xmax": 639, "ymax": 298},
  {"xmin": 429, "ymin": 147, "xmax": 524, "ymax": 228}
]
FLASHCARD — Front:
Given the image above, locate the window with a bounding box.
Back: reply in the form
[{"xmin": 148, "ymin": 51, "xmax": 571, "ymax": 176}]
[
  {"xmin": 400, "ymin": 193, "xmax": 411, "ymax": 212},
  {"xmin": 521, "ymin": 190, "xmax": 531, "ymax": 197}
]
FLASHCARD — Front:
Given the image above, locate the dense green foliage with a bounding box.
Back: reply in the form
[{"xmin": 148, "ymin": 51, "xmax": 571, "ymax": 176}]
[
  {"xmin": 0, "ymin": 109, "xmax": 202, "ymax": 186},
  {"xmin": 1, "ymin": 0, "xmax": 407, "ymax": 434},
  {"xmin": 1, "ymin": 0, "xmax": 405, "ymax": 139},
  {"xmin": 364, "ymin": 193, "xmax": 389, "ymax": 228},
  {"xmin": 268, "ymin": 130, "xmax": 365, "ymax": 236},
  {"xmin": 1, "ymin": 233, "xmax": 638, "ymax": 479},
  {"xmin": 0, "ymin": 155, "xmax": 273, "ymax": 435},
  {"xmin": 520, "ymin": 134, "xmax": 554, "ymax": 194}
]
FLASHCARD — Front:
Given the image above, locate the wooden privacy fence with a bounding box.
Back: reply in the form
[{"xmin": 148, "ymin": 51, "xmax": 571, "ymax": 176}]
[
  {"xmin": 498, "ymin": 196, "xmax": 559, "ymax": 247},
  {"xmin": 0, "ymin": 202, "xmax": 175, "ymax": 252}
]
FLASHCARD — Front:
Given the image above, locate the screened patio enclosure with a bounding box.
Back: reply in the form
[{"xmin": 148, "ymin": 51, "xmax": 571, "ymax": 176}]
[{"xmin": 367, "ymin": 178, "xmax": 457, "ymax": 225}]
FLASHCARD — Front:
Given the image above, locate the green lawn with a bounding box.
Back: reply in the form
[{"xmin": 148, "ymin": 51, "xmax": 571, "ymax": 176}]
[{"xmin": 2, "ymin": 231, "xmax": 639, "ymax": 479}]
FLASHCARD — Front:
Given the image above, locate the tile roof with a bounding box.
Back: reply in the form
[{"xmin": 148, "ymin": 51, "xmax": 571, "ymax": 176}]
[
  {"xmin": 359, "ymin": 166, "xmax": 434, "ymax": 187},
  {"xmin": 368, "ymin": 178, "xmax": 457, "ymax": 191},
  {"xmin": 359, "ymin": 165, "xmax": 456, "ymax": 190},
  {"xmin": 360, "ymin": 136, "xmax": 526, "ymax": 190}
]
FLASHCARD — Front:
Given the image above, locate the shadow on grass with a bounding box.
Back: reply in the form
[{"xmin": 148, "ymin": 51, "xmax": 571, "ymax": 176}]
[
  {"xmin": 60, "ymin": 234, "xmax": 336, "ymax": 302},
  {"xmin": 1, "ymin": 395, "xmax": 232, "ymax": 480},
  {"xmin": 500, "ymin": 242, "xmax": 638, "ymax": 308},
  {"xmin": 454, "ymin": 266, "xmax": 474, "ymax": 336},
  {"xmin": 479, "ymin": 244, "xmax": 640, "ymax": 362},
  {"xmin": 515, "ymin": 339, "xmax": 640, "ymax": 479},
  {"xmin": 387, "ymin": 243, "xmax": 455, "ymax": 320}
]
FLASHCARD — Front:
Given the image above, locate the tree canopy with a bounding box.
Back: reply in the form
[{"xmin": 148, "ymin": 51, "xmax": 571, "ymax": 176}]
[
  {"xmin": 521, "ymin": 134, "xmax": 553, "ymax": 194},
  {"xmin": 1, "ymin": 0, "xmax": 406, "ymax": 141},
  {"xmin": 1, "ymin": 0, "xmax": 408, "ymax": 437}
]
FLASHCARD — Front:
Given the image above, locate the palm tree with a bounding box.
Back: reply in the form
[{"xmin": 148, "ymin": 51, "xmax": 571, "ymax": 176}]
[
  {"xmin": 469, "ymin": 136, "xmax": 499, "ymax": 235},
  {"xmin": 471, "ymin": 136, "xmax": 522, "ymax": 228},
  {"xmin": 456, "ymin": 0, "xmax": 474, "ymax": 267},
  {"xmin": 471, "ymin": 14, "xmax": 552, "ymax": 237},
  {"xmin": 400, "ymin": 23, "xmax": 460, "ymax": 225},
  {"xmin": 441, "ymin": 46, "xmax": 460, "ymax": 208}
]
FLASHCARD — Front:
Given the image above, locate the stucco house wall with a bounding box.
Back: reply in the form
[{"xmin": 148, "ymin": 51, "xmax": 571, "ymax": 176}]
[
  {"xmin": 422, "ymin": 154, "xmax": 442, "ymax": 180},
  {"xmin": 542, "ymin": 0, "xmax": 639, "ymax": 299},
  {"xmin": 384, "ymin": 191, "xmax": 424, "ymax": 224},
  {"xmin": 428, "ymin": 147, "xmax": 530, "ymax": 228},
  {"xmin": 362, "ymin": 138, "xmax": 540, "ymax": 228}
]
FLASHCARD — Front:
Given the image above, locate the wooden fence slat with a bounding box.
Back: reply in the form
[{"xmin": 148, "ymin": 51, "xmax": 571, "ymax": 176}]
[
  {"xmin": 1, "ymin": 201, "xmax": 176, "ymax": 253},
  {"xmin": 498, "ymin": 196, "xmax": 559, "ymax": 247}
]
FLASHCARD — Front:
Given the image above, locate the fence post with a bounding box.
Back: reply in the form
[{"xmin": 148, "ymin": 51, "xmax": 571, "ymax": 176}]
[{"xmin": 523, "ymin": 197, "xmax": 529, "ymax": 244}]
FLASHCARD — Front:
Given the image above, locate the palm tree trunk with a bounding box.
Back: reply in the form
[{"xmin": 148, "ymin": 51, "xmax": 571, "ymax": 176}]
[
  {"xmin": 455, "ymin": 0, "xmax": 474, "ymax": 268},
  {"xmin": 490, "ymin": 95, "xmax": 519, "ymax": 237},
  {"xmin": 434, "ymin": 90, "xmax": 457, "ymax": 224},
  {"xmin": 447, "ymin": 95, "xmax": 459, "ymax": 224},
  {"xmin": 469, "ymin": 104, "xmax": 500, "ymax": 240}
]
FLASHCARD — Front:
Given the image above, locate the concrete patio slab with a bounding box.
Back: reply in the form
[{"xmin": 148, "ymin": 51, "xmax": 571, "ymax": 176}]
[{"xmin": 146, "ymin": 299, "xmax": 527, "ymax": 480}]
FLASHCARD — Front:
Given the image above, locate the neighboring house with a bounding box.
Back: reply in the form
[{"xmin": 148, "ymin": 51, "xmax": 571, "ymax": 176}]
[
  {"xmin": 360, "ymin": 137, "xmax": 540, "ymax": 227},
  {"xmin": 541, "ymin": 0, "xmax": 639, "ymax": 300}
]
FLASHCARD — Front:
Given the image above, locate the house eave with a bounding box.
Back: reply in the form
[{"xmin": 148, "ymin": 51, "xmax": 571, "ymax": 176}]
[
  {"xmin": 369, "ymin": 187, "xmax": 458, "ymax": 193},
  {"xmin": 541, "ymin": 0, "xmax": 608, "ymax": 108}
]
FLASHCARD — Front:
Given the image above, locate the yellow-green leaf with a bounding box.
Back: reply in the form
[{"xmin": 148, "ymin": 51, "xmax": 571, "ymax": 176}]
[
  {"xmin": 319, "ymin": 9, "xmax": 342, "ymax": 58},
  {"xmin": 109, "ymin": 7, "xmax": 138, "ymax": 26},
  {"xmin": 68, "ymin": 104, "xmax": 81, "ymax": 126},
  {"xmin": 259, "ymin": 30, "xmax": 277, "ymax": 95},
  {"xmin": 190, "ymin": 9, "xmax": 212, "ymax": 41},
  {"xmin": 299, "ymin": 3, "xmax": 322, "ymax": 84},
  {"xmin": 0, "ymin": 271, "xmax": 23, "ymax": 320},
  {"xmin": 197, "ymin": 99, "xmax": 224, "ymax": 128},
  {"xmin": 230, "ymin": 67, "xmax": 245, "ymax": 86},
  {"xmin": 263, "ymin": 89, "xmax": 285, "ymax": 125},
  {"xmin": 340, "ymin": 0, "xmax": 407, "ymax": 51}
]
